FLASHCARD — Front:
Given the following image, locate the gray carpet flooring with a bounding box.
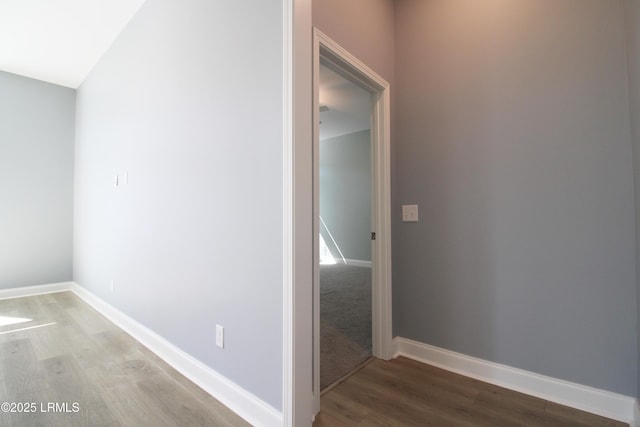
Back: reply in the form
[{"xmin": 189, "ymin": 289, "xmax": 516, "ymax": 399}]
[{"xmin": 320, "ymin": 263, "xmax": 372, "ymax": 390}]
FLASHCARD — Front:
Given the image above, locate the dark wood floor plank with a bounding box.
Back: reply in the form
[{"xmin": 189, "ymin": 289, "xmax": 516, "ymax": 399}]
[
  {"xmin": 361, "ymin": 359, "xmax": 479, "ymax": 406},
  {"xmin": 545, "ymin": 400, "xmax": 627, "ymax": 427},
  {"xmin": 349, "ymin": 363, "xmax": 489, "ymax": 426},
  {"xmin": 315, "ymin": 357, "xmax": 629, "ymax": 427},
  {"xmin": 472, "ymin": 390, "xmax": 578, "ymax": 427},
  {"xmin": 330, "ymin": 372, "xmax": 477, "ymax": 427},
  {"xmin": 321, "ymin": 388, "xmax": 372, "ymax": 424}
]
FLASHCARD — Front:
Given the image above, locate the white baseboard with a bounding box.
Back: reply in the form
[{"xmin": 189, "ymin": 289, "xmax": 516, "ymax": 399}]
[
  {"xmin": 0, "ymin": 281, "xmax": 282, "ymax": 425},
  {"xmin": 341, "ymin": 259, "xmax": 372, "ymax": 268},
  {"xmin": 393, "ymin": 337, "xmax": 635, "ymax": 424},
  {"xmin": 0, "ymin": 282, "xmax": 73, "ymax": 300},
  {"xmin": 69, "ymin": 282, "xmax": 282, "ymax": 427}
]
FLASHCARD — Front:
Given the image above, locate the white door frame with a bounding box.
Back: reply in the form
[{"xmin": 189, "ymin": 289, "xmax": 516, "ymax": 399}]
[{"xmin": 312, "ymin": 28, "xmax": 393, "ymax": 414}]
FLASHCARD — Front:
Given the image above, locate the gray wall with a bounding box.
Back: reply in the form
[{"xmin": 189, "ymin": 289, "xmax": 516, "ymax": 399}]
[
  {"xmin": 313, "ymin": 0, "xmax": 395, "ymax": 85},
  {"xmin": 74, "ymin": 0, "xmax": 284, "ymax": 409},
  {"xmin": 394, "ymin": 0, "xmax": 637, "ymax": 396},
  {"xmin": 313, "ymin": 0, "xmax": 396, "ymax": 220},
  {"xmin": 623, "ymin": 0, "xmax": 640, "ymax": 400},
  {"xmin": 0, "ymin": 71, "xmax": 75, "ymax": 289},
  {"xmin": 320, "ymin": 130, "xmax": 371, "ymax": 262}
]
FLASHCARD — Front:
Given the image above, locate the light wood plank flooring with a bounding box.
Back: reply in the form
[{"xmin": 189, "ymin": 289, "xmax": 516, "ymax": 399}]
[
  {"xmin": 314, "ymin": 357, "xmax": 628, "ymax": 427},
  {"xmin": 0, "ymin": 291, "xmax": 249, "ymax": 427}
]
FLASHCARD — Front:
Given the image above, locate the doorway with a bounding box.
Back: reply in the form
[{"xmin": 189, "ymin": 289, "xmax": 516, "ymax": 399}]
[
  {"xmin": 312, "ymin": 29, "xmax": 392, "ymax": 414},
  {"xmin": 318, "ymin": 63, "xmax": 373, "ymax": 391}
]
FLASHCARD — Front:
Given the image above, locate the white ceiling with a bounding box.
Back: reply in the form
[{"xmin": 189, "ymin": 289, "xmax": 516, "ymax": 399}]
[
  {"xmin": 0, "ymin": 0, "xmax": 147, "ymax": 88},
  {"xmin": 319, "ymin": 64, "xmax": 371, "ymax": 140}
]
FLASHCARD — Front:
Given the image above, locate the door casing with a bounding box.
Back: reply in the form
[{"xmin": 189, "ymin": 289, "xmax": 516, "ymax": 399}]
[{"xmin": 312, "ymin": 28, "xmax": 393, "ymax": 415}]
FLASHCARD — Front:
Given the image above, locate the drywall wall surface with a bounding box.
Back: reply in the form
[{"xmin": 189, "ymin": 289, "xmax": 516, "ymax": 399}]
[
  {"xmin": 313, "ymin": 0, "xmax": 394, "ymax": 84},
  {"xmin": 74, "ymin": 0, "xmax": 284, "ymax": 409},
  {"xmin": 623, "ymin": 0, "xmax": 640, "ymax": 399},
  {"xmin": 394, "ymin": 0, "xmax": 637, "ymax": 396},
  {"xmin": 0, "ymin": 71, "xmax": 75, "ymax": 289},
  {"xmin": 320, "ymin": 130, "xmax": 371, "ymax": 262},
  {"xmin": 313, "ymin": 0, "xmax": 397, "ymax": 271}
]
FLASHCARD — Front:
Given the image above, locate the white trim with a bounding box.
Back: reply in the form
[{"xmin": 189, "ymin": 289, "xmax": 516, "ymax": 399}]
[
  {"xmin": 393, "ymin": 337, "xmax": 636, "ymax": 424},
  {"xmin": 315, "ymin": 30, "xmax": 393, "ymax": 361},
  {"xmin": 312, "ymin": 28, "xmax": 322, "ymax": 416},
  {"xmin": 337, "ymin": 259, "xmax": 372, "ymax": 268},
  {"xmin": 70, "ymin": 283, "xmax": 282, "ymax": 427},
  {"xmin": 0, "ymin": 282, "xmax": 73, "ymax": 300},
  {"xmin": 345, "ymin": 259, "xmax": 372, "ymax": 268},
  {"xmin": 282, "ymin": 0, "xmax": 293, "ymax": 425},
  {"xmin": 292, "ymin": 0, "xmax": 314, "ymax": 424},
  {"xmin": 634, "ymin": 399, "xmax": 640, "ymax": 427}
]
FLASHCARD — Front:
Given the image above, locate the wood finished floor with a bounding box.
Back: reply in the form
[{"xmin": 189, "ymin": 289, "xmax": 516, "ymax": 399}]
[
  {"xmin": 0, "ymin": 292, "xmax": 249, "ymax": 427},
  {"xmin": 314, "ymin": 357, "xmax": 628, "ymax": 427}
]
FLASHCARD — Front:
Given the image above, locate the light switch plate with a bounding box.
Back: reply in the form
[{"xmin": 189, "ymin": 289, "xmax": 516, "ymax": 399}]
[{"xmin": 402, "ymin": 204, "xmax": 419, "ymax": 222}]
